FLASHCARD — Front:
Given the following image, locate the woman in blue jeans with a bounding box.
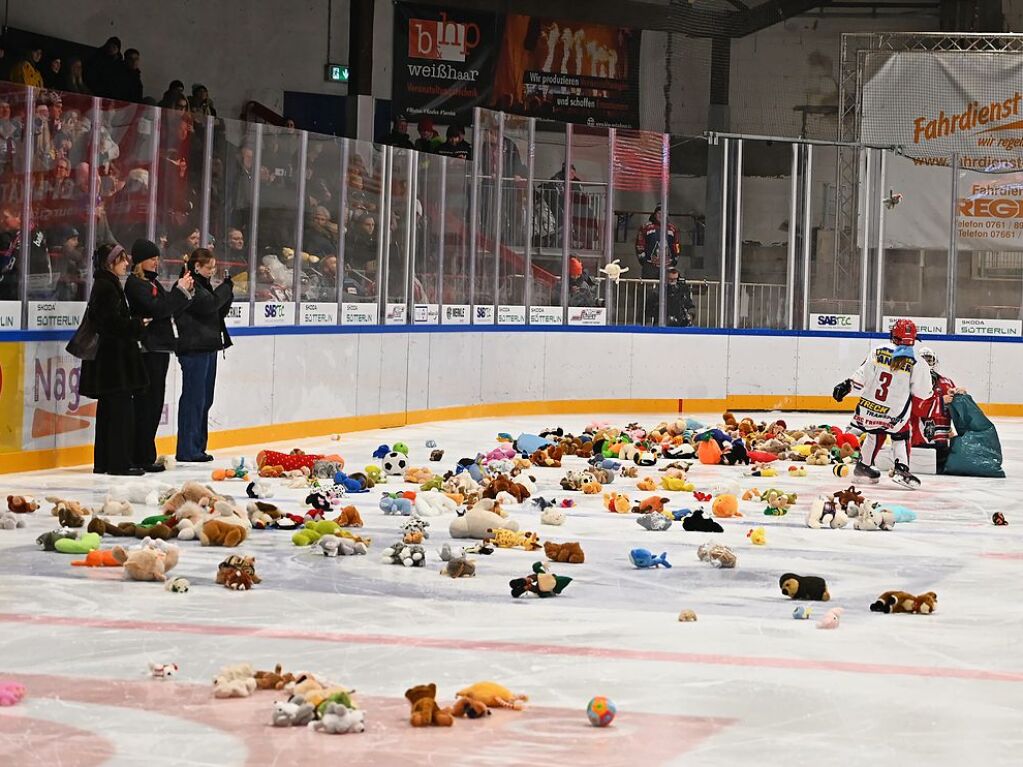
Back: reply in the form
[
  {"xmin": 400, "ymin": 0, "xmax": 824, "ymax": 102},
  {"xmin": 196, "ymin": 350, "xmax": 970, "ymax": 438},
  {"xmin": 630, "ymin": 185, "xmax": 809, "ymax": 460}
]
[{"xmin": 174, "ymin": 247, "xmax": 233, "ymax": 462}]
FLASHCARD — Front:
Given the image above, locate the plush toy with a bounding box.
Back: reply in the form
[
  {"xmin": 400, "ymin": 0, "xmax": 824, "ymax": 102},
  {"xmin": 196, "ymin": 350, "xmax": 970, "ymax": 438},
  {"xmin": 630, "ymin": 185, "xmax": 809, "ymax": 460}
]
[
  {"xmin": 870, "ymin": 590, "xmax": 937, "ymax": 614},
  {"xmin": 113, "ymin": 540, "xmax": 179, "ymax": 581},
  {"xmin": 509, "ymin": 561, "xmax": 572, "ymax": 598},
  {"xmin": 853, "ymin": 503, "xmax": 896, "ymax": 531},
  {"xmin": 629, "ymin": 549, "xmax": 671, "ymax": 568},
  {"xmin": 7, "ymin": 495, "xmax": 38, "ymax": 514},
  {"xmin": 309, "ymin": 702, "xmax": 366, "ymax": 734},
  {"xmin": 762, "ymin": 489, "xmax": 796, "ymax": 516},
  {"xmin": 382, "ymin": 541, "xmax": 426, "ymax": 567},
  {"xmin": 536, "ymin": 504, "xmax": 567, "ymax": 527},
  {"xmin": 380, "ymin": 495, "xmax": 413, "ymax": 516},
  {"xmin": 71, "ymin": 549, "xmax": 122, "ymax": 567},
  {"xmin": 213, "ymin": 664, "xmax": 258, "ymax": 698},
  {"xmin": 53, "ymin": 532, "xmax": 102, "ymax": 554},
  {"xmin": 405, "ymin": 683, "xmax": 453, "ymax": 727},
  {"xmin": 746, "ymin": 527, "xmax": 767, "ymax": 545},
  {"xmin": 543, "ymin": 541, "xmax": 584, "ymax": 564},
  {"xmin": 711, "ymin": 494, "xmax": 742, "ymax": 518},
  {"xmin": 779, "ymin": 573, "xmax": 830, "ymax": 601},
  {"xmin": 697, "ymin": 542, "xmax": 736, "ymax": 568},
  {"xmin": 488, "ymin": 528, "xmax": 541, "ymax": 551},
  {"xmin": 696, "ymin": 438, "xmax": 722, "ymax": 465},
  {"xmin": 604, "ymin": 492, "xmax": 631, "ymax": 514},
  {"xmin": 165, "ymin": 577, "xmax": 190, "ymax": 592},
  {"xmin": 449, "ymin": 500, "xmax": 518, "ymax": 539},
  {"xmin": 660, "ymin": 475, "xmax": 694, "ymax": 492},
  {"xmin": 212, "ymin": 457, "xmax": 250, "ymax": 482},
  {"xmin": 36, "ymin": 528, "xmax": 76, "ymax": 551},
  {"xmin": 0, "ymin": 681, "xmax": 26, "ymax": 706},
  {"xmin": 993, "ymin": 511, "xmax": 1008, "ymax": 526},
  {"xmin": 636, "ymin": 512, "xmax": 672, "ymax": 531},
  {"xmin": 806, "ymin": 497, "xmax": 849, "ymax": 529},
  {"xmin": 456, "ymin": 681, "xmax": 528, "ymax": 710},
  {"xmin": 271, "ymin": 697, "xmax": 316, "ymax": 727},
  {"xmin": 330, "ymin": 505, "xmax": 363, "ymax": 527},
  {"xmin": 148, "ymin": 662, "xmax": 178, "ymax": 679},
  {"xmin": 400, "ymin": 515, "xmax": 431, "ymax": 543},
  {"xmin": 413, "ymin": 490, "xmax": 457, "ymax": 517},
  {"xmin": 817, "ymin": 607, "xmax": 843, "ymax": 629},
  {"xmin": 199, "ymin": 518, "xmax": 248, "ymax": 547},
  {"xmin": 678, "ymin": 609, "xmax": 697, "ymax": 622},
  {"xmin": 681, "ymin": 509, "xmax": 723, "ymax": 533},
  {"xmin": 832, "ymin": 485, "xmax": 865, "ymax": 511},
  {"xmin": 256, "ymin": 449, "xmax": 342, "ymax": 474},
  {"xmin": 47, "ymin": 496, "xmax": 93, "ymax": 528},
  {"xmin": 792, "ymin": 605, "xmax": 812, "ymax": 620},
  {"xmin": 216, "ymin": 555, "xmax": 260, "ymax": 586},
  {"xmin": 0, "ymin": 511, "xmax": 26, "ymax": 530}
]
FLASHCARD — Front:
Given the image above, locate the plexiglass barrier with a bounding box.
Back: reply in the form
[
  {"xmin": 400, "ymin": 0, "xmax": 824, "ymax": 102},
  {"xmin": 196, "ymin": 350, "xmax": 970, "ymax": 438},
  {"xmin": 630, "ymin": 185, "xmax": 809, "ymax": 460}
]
[{"xmin": 0, "ymin": 85, "xmax": 1017, "ymax": 337}]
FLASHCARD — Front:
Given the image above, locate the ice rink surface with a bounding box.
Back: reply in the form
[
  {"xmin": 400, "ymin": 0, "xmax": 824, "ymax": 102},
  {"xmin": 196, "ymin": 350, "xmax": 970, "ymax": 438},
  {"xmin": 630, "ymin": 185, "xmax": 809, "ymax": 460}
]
[{"xmin": 1, "ymin": 411, "xmax": 1022, "ymax": 766}]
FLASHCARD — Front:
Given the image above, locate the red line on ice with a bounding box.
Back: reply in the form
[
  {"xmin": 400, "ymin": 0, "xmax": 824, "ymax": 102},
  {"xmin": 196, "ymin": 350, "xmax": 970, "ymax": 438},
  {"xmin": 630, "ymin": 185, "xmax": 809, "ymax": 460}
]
[{"xmin": 2, "ymin": 612, "xmax": 1021, "ymax": 684}]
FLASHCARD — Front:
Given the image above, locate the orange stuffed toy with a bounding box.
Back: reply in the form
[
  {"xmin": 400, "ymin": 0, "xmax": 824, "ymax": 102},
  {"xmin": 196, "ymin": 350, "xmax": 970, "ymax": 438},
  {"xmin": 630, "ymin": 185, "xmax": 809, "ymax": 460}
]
[
  {"xmin": 697, "ymin": 439, "xmax": 722, "ymax": 465},
  {"xmin": 711, "ymin": 494, "xmax": 743, "ymax": 518},
  {"xmin": 405, "ymin": 683, "xmax": 454, "ymax": 727},
  {"xmin": 333, "ymin": 506, "xmax": 364, "ymax": 527},
  {"xmin": 71, "ymin": 549, "xmax": 122, "ymax": 567}
]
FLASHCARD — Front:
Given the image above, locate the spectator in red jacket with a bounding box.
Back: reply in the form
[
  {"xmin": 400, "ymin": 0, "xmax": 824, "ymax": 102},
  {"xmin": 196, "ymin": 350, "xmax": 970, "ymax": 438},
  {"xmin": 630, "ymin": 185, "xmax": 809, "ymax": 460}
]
[{"xmin": 634, "ymin": 205, "xmax": 680, "ymax": 280}]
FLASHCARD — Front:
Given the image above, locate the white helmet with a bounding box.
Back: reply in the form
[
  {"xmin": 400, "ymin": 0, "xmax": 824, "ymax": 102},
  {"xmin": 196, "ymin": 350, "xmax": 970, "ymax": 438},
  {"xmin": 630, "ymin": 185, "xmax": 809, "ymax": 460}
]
[{"xmin": 917, "ymin": 346, "xmax": 938, "ymax": 369}]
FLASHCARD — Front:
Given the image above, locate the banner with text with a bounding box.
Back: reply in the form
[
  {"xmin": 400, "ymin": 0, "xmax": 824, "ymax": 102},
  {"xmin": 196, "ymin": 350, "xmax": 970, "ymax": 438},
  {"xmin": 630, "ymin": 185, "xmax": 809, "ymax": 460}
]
[
  {"xmin": 862, "ymin": 51, "xmax": 1023, "ymax": 168},
  {"xmin": 393, "ymin": 3, "xmax": 641, "ymax": 127}
]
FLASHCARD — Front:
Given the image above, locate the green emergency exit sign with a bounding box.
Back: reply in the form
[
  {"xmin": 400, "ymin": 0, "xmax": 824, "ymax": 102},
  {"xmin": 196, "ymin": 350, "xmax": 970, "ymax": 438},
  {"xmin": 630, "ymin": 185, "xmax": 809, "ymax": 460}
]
[{"xmin": 325, "ymin": 64, "xmax": 349, "ymax": 83}]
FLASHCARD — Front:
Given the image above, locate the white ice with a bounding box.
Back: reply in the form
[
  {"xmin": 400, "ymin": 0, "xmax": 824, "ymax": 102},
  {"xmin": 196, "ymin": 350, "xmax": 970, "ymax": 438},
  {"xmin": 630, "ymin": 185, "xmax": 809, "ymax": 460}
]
[{"xmin": 1, "ymin": 411, "xmax": 1021, "ymax": 766}]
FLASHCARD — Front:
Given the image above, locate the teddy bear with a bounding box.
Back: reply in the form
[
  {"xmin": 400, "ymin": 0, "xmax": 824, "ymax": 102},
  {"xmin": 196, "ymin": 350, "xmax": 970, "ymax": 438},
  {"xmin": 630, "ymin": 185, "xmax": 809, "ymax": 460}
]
[
  {"xmin": 270, "ymin": 697, "xmax": 316, "ymax": 727},
  {"xmin": 113, "ymin": 539, "xmax": 179, "ymax": 581},
  {"xmin": 853, "ymin": 503, "xmax": 896, "ymax": 531},
  {"xmin": 543, "ymin": 540, "xmax": 584, "ymax": 564},
  {"xmin": 382, "ymin": 541, "xmax": 426, "ymax": 567},
  {"xmin": 456, "ymin": 681, "xmax": 528, "ymax": 710},
  {"xmin": 7, "ymin": 495, "xmax": 38, "ymax": 514},
  {"xmin": 832, "ymin": 486, "xmax": 865, "ymax": 511},
  {"xmin": 761, "ymin": 489, "xmax": 796, "ymax": 516},
  {"xmin": 779, "ymin": 573, "xmax": 830, "ymax": 601},
  {"xmin": 413, "ymin": 491, "xmax": 457, "ymax": 517},
  {"xmin": 483, "ymin": 476, "xmax": 531, "ymax": 504},
  {"xmin": 309, "ymin": 702, "xmax": 366, "ymax": 734},
  {"xmin": 870, "ymin": 590, "xmax": 937, "ymax": 614},
  {"xmin": 806, "ymin": 497, "xmax": 849, "ymax": 529},
  {"xmin": 438, "ymin": 543, "xmax": 476, "ymax": 578},
  {"xmin": 449, "ymin": 500, "xmax": 518, "ymax": 539},
  {"xmin": 200, "ymin": 518, "xmax": 248, "ymax": 547},
  {"xmin": 46, "ymin": 497, "xmax": 92, "ymax": 528},
  {"xmin": 214, "ymin": 673, "xmax": 258, "ymax": 698},
  {"xmin": 0, "ymin": 511, "xmax": 26, "ymax": 530},
  {"xmin": 697, "ymin": 542, "xmax": 737, "ymax": 568},
  {"xmin": 216, "ymin": 555, "xmax": 260, "ymax": 586},
  {"xmin": 161, "ymin": 481, "xmax": 221, "ymax": 515},
  {"xmin": 633, "ymin": 496, "xmax": 670, "ymax": 514},
  {"xmin": 681, "ymin": 509, "xmax": 723, "ymax": 533},
  {"xmin": 405, "ymin": 683, "xmax": 453, "ymax": 727},
  {"xmin": 509, "ymin": 561, "xmax": 572, "ymax": 598},
  {"xmin": 254, "ymin": 665, "xmax": 295, "ymax": 691},
  {"xmin": 539, "ymin": 506, "xmax": 566, "ymax": 526},
  {"xmin": 604, "ymin": 492, "xmax": 631, "ymax": 514}
]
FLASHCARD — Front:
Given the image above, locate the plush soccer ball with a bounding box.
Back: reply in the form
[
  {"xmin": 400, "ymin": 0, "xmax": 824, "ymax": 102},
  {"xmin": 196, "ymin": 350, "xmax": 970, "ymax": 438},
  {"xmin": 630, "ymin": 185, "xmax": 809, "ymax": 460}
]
[
  {"xmin": 381, "ymin": 451, "xmax": 408, "ymax": 476},
  {"xmin": 586, "ymin": 696, "xmax": 616, "ymax": 727}
]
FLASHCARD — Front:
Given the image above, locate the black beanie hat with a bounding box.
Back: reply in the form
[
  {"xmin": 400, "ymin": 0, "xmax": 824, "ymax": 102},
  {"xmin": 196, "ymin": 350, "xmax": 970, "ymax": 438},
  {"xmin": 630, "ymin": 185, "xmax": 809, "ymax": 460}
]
[{"xmin": 131, "ymin": 238, "xmax": 160, "ymax": 265}]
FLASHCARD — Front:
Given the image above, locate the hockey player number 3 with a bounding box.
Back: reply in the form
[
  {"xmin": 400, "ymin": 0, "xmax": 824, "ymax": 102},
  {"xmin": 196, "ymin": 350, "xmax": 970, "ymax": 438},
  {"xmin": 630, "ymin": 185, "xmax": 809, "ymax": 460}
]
[{"xmin": 875, "ymin": 372, "xmax": 892, "ymax": 402}]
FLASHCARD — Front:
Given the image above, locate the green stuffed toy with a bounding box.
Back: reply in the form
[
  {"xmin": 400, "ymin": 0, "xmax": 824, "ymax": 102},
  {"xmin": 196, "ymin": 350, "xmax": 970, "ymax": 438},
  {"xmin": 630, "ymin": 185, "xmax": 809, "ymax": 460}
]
[
  {"xmin": 54, "ymin": 532, "xmax": 102, "ymax": 554},
  {"xmin": 292, "ymin": 520, "xmax": 341, "ymax": 546}
]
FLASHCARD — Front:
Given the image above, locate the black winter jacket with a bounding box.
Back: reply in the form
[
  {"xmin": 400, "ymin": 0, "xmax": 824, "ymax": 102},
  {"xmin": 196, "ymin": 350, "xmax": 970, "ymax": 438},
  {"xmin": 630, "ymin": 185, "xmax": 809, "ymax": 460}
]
[
  {"xmin": 124, "ymin": 271, "xmax": 192, "ymax": 353},
  {"xmin": 176, "ymin": 272, "xmax": 234, "ymax": 354},
  {"xmin": 79, "ymin": 269, "xmax": 148, "ymax": 398}
]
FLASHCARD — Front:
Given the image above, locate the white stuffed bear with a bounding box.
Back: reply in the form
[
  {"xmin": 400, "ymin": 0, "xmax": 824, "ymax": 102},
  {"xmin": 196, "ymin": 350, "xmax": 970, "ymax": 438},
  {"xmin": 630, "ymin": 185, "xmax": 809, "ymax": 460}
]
[
  {"xmin": 540, "ymin": 506, "xmax": 566, "ymax": 526},
  {"xmin": 414, "ymin": 490, "xmax": 457, "ymax": 517},
  {"xmin": 853, "ymin": 503, "xmax": 895, "ymax": 531},
  {"xmin": 448, "ymin": 499, "xmax": 519, "ymax": 539},
  {"xmin": 806, "ymin": 497, "xmax": 849, "ymax": 529},
  {"xmin": 309, "ymin": 702, "xmax": 365, "ymax": 734}
]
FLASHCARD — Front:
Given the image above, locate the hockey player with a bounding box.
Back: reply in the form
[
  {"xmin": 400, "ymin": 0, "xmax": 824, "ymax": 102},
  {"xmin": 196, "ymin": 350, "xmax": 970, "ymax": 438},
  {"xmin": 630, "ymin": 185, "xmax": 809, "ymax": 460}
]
[
  {"xmin": 832, "ymin": 318, "xmax": 932, "ymax": 488},
  {"xmin": 911, "ymin": 346, "xmax": 965, "ymax": 448}
]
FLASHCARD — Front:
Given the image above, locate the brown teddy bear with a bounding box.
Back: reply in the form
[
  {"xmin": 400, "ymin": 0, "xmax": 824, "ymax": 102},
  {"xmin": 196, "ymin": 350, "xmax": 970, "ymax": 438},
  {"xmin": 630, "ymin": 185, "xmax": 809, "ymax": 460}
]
[
  {"xmin": 200, "ymin": 519, "xmax": 248, "ymax": 547},
  {"xmin": 48, "ymin": 497, "xmax": 92, "ymax": 528},
  {"xmin": 870, "ymin": 590, "xmax": 937, "ymax": 614},
  {"xmin": 333, "ymin": 506, "xmax": 364, "ymax": 527},
  {"xmin": 7, "ymin": 495, "xmax": 39, "ymax": 514},
  {"xmin": 451, "ymin": 697, "xmax": 490, "ymax": 719},
  {"xmin": 112, "ymin": 542, "xmax": 180, "ymax": 581},
  {"xmin": 405, "ymin": 683, "xmax": 453, "ymax": 727},
  {"xmin": 482, "ymin": 476, "xmax": 530, "ymax": 504},
  {"xmin": 530, "ymin": 446, "xmax": 563, "ymax": 468},
  {"xmin": 543, "ymin": 541, "xmax": 585, "ymax": 564},
  {"xmin": 254, "ymin": 664, "xmax": 295, "ymax": 691},
  {"xmin": 832, "ymin": 485, "xmax": 865, "ymax": 510},
  {"xmin": 216, "ymin": 555, "xmax": 261, "ymax": 585},
  {"xmin": 161, "ymin": 481, "xmax": 222, "ymax": 514}
]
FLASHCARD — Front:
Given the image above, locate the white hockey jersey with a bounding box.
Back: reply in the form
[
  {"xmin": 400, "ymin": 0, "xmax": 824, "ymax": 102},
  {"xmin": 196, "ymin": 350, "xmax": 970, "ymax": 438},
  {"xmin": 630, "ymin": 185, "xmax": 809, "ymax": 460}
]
[{"xmin": 850, "ymin": 344, "xmax": 932, "ymax": 432}]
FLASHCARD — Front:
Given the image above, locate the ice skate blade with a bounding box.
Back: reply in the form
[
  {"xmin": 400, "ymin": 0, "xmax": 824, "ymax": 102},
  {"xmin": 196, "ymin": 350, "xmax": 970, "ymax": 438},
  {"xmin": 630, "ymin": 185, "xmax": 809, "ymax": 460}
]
[{"xmin": 889, "ymin": 472, "xmax": 920, "ymax": 490}]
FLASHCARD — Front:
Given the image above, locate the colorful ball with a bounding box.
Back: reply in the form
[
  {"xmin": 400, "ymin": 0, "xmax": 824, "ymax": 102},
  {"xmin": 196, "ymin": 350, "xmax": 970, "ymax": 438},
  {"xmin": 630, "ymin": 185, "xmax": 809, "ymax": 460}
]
[
  {"xmin": 586, "ymin": 696, "xmax": 616, "ymax": 727},
  {"xmin": 833, "ymin": 464, "xmax": 850, "ymax": 478}
]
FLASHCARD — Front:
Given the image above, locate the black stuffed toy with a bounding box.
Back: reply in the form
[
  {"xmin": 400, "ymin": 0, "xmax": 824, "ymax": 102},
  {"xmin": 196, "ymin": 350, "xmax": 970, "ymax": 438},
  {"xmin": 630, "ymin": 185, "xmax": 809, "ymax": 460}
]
[
  {"xmin": 681, "ymin": 509, "xmax": 724, "ymax": 533},
  {"xmin": 779, "ymin": 573, "xmax": 830, "ymax": 601},
  {"xmin": 721, "ymin": 439, "xmax": 750, "ymax": 466}
]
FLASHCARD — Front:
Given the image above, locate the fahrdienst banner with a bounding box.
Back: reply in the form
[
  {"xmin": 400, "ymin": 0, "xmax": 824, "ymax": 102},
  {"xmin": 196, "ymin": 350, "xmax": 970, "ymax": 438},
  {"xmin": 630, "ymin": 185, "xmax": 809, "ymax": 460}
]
[{"xmin": 392, "ymin": 2, "xmax": 641, "ymax": 128}]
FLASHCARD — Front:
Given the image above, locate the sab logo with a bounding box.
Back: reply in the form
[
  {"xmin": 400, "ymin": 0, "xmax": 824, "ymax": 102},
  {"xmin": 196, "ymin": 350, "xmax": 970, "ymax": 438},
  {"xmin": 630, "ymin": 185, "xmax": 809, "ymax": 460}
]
[
  {"xmin": 264, "ymin": 304, "xmax": 284, "ymax": 318},
  {"xmin": 816, "ymin": 315, "xmax": 852, "ymax": 327}
]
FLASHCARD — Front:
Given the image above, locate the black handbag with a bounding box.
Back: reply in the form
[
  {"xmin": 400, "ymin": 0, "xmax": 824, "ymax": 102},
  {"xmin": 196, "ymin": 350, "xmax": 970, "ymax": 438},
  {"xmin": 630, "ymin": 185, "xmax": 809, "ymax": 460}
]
[{"xmin": 66, "ymin": 305, "xmax": 98, "ymax": 360}]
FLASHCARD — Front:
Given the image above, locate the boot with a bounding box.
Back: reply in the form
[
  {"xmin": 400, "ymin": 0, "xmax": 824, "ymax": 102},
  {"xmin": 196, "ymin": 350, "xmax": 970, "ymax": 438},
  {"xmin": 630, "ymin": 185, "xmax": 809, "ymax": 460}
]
[{"xmin": 853, "ymin": 461, "xmax": 880, "ymax": 484}]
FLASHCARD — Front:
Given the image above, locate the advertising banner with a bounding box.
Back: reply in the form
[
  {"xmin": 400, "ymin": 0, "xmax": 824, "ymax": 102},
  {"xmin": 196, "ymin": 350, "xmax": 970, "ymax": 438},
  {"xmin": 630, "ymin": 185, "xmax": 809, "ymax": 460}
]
[
  {"xmin": 0, "ymin": 343, "xmax": 24, "ymax": 452},
  {"xmin": 809, "ymin": 313, "xmax": 861, "ymax": 332},
  {"xmin": 393, "ymin": 3, "xmax": 641, "ymax": 127},
  {"xmin": 862, "ymin": 51, "xmax": 1023, "ymax": 167}
]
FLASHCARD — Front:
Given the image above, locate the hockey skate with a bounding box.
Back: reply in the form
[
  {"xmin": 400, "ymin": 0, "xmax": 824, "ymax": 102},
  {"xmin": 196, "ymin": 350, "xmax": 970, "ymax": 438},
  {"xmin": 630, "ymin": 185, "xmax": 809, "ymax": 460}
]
[
  {"xmin": 889, "ymin": 461, "xmax": 921, "ymax": 490},
  {"xmin": 853, "ymin": 461, "xmax": 881, "ymax": 484}
]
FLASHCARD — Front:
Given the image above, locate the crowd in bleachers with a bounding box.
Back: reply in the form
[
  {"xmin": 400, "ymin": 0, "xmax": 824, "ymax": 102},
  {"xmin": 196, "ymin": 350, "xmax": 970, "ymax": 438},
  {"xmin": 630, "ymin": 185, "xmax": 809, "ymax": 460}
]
[
  {"xmin": 0, "ymin": 34, "xmax": 404, "ymax": 306},
  {"xmin": 378, "ymin": 115, "xmax": 472, "ymax": 160}
]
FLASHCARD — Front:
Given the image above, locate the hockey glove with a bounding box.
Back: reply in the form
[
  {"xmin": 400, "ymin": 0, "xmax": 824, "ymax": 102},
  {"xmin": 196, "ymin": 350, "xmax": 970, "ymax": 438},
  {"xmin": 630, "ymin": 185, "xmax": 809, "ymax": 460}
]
[{"xmin": 832, "ymin": 379, "xmax": 853, "ymax": 402}]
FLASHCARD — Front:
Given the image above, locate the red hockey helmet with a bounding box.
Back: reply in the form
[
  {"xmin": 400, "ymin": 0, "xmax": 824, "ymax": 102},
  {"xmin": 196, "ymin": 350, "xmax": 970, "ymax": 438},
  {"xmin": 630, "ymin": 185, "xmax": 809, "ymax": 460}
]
[{"xmin": 890, "ymin": 318, "xmax": 918, "ymax": 346}]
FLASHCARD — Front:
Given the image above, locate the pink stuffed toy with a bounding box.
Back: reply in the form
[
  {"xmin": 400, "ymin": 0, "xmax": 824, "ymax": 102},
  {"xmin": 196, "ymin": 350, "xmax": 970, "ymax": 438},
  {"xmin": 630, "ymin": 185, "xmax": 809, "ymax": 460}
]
[
  {"xmin": 816, "ymin": 607, "xmax": 843, "ymax": 630},
  {"xmin": 0, "ymin": 680, "xmax": 26, "ymax": 706},
  {"xmin": 486, "ymin": 445, "xmax": 517, "ymax": 462}
]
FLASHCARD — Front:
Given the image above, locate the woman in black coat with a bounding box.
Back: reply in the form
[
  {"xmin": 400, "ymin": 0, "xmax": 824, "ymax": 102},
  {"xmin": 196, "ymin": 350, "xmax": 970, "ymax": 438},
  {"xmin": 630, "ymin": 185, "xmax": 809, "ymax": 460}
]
[
  {"xmin": 174, "ymin": 247, "xmax": 233, "ymax": 462},
  {"xmin": 124, "ymin": 239, "xmax": 193, "ymax": 472},
  {"xmin": 79, "ymin": 243, "xmax": 149, "ymax": 476}
]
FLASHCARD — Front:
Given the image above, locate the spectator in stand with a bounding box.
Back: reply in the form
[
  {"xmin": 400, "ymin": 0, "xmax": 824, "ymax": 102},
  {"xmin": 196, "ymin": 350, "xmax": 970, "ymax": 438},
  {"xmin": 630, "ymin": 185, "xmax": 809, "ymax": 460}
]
[
  {"xmin": 567, "ymin": 257, "xmax": 598, "ymax": 307},
  {"xmin": 123, "ymin": 49, "xmax": 144, "ymax": 103},
  {"xmin": 78, "ymin": 243, "xmax": 150, "ymax": 476},
  {"xmin": 634, "ymin": 204, "xmax": 680, "ymax": 280},
  {"xmin": 645, "ymin": 266, "xmax": 695, "ymax": 327},
  {"xmin": 414, "ymin": 118, "xmax": 441, "ymax": 153},
  {"xmin": 379, "ymin": 115, "xmax": 414, "ymax": 150},
  {"xmin": 0, "ymin": 206, "xmax": 20, "ymax": 301},
  {"xmin": 224, "ymin": 227, "xmax": 246, "ymax": 264},
  {"xmin": 107, "ymin": 167, "xmax": 150, "ymax": 248},
  {"xmin": 10, "ymin": 45, "xmax": 44, "ymax": 88},
  {"xmin": 175, "ymin": 247, "xmax": 233, "ymax": 463},
  {"xmin": 125, "ymin": 238, "xmax": 193, "ymax": 472},
  {"xmin": 228, "ymin": 144, "xmax": 255, "ymax": 230},
  {"xmin": 169, "ymin": 227, "xmax": 202, "ymax": 264},
  {"xmin": 53, "ymin": 226, "xmax": 85, "ymax": 301},
  {"xmin": 303, "ymin": 206, "xmax": 339, "ymax": 258},
  {"xmin": 345, "ymin": 212, "xmax": 378, "ymax": 270},
  {"xmin": 436, "ymin": 124, "xmax": 471, "ymax": 160},
  {"xmin": 159, "ymin": 80, "xmax": 185, "ymax": 108},
  {"xmin": 62, "ymin": 57, "xmax": 90, "ymax": 94},
  {"xmin": 0, "ymin": 99, "xmax": 22, "ymax": 176},
  {"xmin": 189, "ymin": 84, "xmax": 217, "ymax": 118},
  {"xmin": 86, "ymin": 37, "xmax": 125, "ymax": 99},
  {"xmin": 43, "ymin": 56, "xmax": 63, "ymax": 89}
]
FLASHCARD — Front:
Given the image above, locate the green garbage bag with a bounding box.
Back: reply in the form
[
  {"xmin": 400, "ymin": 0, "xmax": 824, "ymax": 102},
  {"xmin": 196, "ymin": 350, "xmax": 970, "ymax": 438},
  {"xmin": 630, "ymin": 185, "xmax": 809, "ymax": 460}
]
[{"xmin": 943, "ymin": 394, "xmax": 1005, "ymax": 478}]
